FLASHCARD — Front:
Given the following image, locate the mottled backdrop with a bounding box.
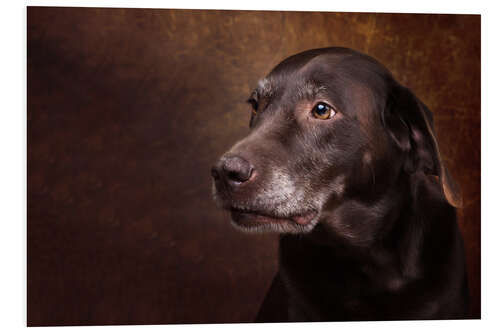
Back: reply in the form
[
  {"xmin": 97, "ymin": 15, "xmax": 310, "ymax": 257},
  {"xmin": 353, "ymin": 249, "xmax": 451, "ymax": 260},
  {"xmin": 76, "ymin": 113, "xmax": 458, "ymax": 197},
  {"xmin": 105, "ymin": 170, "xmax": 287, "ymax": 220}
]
[{"xmin": 27, "ymin": 7, "xmax": 480, "ymax": 325}]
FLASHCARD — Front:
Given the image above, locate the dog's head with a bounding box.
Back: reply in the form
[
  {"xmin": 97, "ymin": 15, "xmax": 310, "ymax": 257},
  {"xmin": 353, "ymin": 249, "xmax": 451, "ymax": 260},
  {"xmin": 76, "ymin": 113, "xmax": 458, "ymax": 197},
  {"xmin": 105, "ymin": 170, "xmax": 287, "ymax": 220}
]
[{"xmin": 212, "ymin": 47, "xmax": 461, "ymax": 234}]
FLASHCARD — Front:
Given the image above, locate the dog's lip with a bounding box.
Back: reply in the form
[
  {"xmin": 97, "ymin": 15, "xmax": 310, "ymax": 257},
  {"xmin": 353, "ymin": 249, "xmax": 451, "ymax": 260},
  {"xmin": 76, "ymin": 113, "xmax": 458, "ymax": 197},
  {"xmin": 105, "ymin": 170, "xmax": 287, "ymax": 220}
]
[{"xmin": 229, "ymin": 207, "xmax": 318, "ymax": 226}]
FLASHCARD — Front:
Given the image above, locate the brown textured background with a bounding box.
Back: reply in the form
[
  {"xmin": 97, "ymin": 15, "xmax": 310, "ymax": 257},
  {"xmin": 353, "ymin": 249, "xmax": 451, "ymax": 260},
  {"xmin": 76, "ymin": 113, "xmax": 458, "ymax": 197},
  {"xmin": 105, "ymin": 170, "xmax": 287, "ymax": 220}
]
[{"xmin": 27, "ymin": 7, "xmax": 480, "ymax": 325}]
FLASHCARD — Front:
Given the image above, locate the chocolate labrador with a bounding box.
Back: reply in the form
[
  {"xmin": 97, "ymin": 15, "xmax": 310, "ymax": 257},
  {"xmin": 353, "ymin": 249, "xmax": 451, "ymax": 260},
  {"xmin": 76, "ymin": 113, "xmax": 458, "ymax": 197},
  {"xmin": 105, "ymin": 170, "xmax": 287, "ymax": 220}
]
[{"xmin": 211, "ymin": 47, "xmax": 468, "ymax": 321}]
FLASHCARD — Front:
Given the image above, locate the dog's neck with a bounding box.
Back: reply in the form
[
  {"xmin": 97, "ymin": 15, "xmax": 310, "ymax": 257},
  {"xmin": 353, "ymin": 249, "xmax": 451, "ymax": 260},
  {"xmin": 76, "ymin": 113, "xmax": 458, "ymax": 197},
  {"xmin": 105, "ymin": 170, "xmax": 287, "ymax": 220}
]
[{"xmin": 289, "ymin": 172, "xmax": 440, "ymax": 277}]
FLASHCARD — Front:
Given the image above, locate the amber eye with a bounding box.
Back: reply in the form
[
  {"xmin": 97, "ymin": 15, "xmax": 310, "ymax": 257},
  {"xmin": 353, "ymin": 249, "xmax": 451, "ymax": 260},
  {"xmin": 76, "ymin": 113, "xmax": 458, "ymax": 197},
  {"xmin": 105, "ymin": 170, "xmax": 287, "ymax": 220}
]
[{"xmin": 312, "ymin": 102, "xmax": 335, "ymax": 120}]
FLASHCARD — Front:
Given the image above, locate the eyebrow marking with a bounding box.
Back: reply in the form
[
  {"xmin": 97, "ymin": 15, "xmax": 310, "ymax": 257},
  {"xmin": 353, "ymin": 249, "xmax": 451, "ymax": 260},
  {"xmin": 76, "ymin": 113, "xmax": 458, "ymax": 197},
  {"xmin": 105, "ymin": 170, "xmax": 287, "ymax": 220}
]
[
  {"xmin": 297, "ymin": 81, "xmax": 328, "ymax": 100},
  {"xmin": 255, "ymin": 78, "xmax": 273, "ymax": 99},
  {"xmin": 257, "ymin": 77, "xmax": 270, "ymax": 91}
]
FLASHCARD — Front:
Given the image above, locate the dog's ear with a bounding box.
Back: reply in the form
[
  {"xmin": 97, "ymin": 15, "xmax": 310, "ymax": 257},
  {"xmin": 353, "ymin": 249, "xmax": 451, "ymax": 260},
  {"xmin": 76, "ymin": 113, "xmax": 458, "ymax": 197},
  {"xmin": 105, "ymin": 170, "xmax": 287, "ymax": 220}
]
[{"xmin": 382, "ymin": 84, "xmax": 462, "ymax": 208}]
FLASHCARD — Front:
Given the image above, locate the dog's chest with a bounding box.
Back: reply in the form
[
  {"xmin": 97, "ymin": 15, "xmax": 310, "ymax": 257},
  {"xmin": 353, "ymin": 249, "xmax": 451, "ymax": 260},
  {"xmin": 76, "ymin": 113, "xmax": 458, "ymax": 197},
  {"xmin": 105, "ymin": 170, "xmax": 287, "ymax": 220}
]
[
  {"xmin": 277, "ymin": 235, "xmax": 419, "ymax": 321},
  {"xmin": 278, "ymin": 237, "xmax": 376, "ymax": 320}
]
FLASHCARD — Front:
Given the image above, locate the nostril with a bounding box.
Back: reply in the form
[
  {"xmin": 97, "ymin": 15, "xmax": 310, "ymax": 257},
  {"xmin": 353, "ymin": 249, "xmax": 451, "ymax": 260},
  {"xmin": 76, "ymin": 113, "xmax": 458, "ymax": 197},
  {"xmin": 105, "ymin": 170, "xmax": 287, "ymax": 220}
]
[
  {"xmin": 227, "ymin": 168, "xmax": 253, "ymax": 183},
  {"xmin": 222, "ymin": 155, "xmax": 254, "ymax": 184}
]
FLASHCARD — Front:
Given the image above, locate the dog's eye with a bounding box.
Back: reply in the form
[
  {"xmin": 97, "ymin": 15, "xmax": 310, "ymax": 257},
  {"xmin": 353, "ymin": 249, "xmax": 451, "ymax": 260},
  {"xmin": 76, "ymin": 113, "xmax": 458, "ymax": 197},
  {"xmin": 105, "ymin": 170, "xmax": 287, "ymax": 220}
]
[
  {"xmin": 312, "ymin": 102, "xmax": 335, "ymax": 120},
  {"xmin": 247, "ymin": 98, "xmax": 259, "ymax": 115}
]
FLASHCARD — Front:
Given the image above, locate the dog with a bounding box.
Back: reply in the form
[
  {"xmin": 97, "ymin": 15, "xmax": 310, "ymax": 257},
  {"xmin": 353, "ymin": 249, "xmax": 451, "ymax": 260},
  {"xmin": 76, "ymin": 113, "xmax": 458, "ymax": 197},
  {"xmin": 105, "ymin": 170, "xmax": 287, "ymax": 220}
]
[{"xmin": 211, "ymin": 47, "xmax": 469, "ymax": 321}]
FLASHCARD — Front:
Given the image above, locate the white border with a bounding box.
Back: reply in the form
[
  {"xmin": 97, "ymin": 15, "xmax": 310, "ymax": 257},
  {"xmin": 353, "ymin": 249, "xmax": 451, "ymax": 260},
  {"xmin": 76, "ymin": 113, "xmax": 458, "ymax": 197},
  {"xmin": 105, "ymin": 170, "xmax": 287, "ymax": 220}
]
[{"xmin": 2, "ymin": 0, "xmax": 498, "ymax": 332}]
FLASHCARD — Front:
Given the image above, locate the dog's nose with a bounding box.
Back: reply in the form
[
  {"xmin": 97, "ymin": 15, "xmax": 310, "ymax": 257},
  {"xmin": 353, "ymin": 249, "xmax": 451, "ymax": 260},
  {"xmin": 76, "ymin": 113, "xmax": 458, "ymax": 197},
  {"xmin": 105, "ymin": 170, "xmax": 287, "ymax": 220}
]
[{"xmin": 212, "ymin": 155, "xmax": 254, "ymax": 186}]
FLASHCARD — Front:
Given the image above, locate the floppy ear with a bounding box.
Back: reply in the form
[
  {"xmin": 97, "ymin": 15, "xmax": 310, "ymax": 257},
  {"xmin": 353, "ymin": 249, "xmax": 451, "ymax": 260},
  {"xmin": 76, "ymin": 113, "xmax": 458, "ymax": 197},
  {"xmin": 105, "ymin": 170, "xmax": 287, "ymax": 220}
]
[{"xmin": 382, "ymin": 84, "xmax": 462, "ymax": 208}]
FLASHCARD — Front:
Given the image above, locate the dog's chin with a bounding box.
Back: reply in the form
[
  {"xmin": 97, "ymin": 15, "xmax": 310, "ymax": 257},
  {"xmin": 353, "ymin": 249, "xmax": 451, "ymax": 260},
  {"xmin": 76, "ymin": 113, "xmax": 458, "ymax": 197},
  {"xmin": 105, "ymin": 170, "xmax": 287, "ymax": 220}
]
[{"xmin": 229, "ymin": 208, "xmax": 320, "ymax": 234}]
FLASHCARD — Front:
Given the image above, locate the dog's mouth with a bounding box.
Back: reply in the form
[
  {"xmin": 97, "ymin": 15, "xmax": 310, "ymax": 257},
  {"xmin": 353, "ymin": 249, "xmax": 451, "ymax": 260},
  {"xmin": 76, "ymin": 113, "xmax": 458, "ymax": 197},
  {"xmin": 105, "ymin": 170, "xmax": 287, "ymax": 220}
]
[{"xmin": 229, "ymin": 207, "xmax": 318, "ymax": 228}]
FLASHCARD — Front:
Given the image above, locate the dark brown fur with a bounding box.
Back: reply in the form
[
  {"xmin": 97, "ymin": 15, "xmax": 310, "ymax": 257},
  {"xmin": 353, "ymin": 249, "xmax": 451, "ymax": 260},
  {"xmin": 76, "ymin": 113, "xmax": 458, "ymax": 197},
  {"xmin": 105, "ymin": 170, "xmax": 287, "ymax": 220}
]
[{"xmin": 211, "ymin": 47, "xmax": 468, "ymax": 321}]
